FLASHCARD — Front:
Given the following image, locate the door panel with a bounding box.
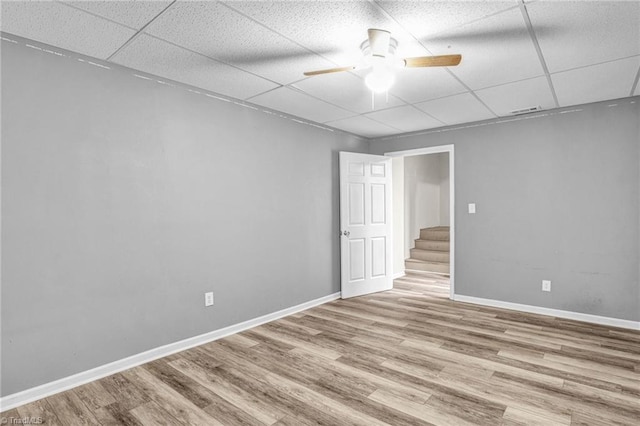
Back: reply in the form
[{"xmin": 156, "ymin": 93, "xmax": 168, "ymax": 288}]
[
  {"xmin": 371, "ymin": 237, "xmax": 386, "ymax": 278},
  {"xmin": 349, "ymin": 239, "xmax": 366, "ymax": 281},
  {"xmin": 370, "ymin": 184, "xmax": 386, "ymax": 224},
  {"xmin": 349, "ymin": 183, "xmax": 365, "ymax": 225}
]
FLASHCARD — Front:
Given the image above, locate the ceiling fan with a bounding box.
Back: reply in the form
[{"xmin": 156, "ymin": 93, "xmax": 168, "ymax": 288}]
[{"xmin": 303, "ymin": 29, "xmax": 462, "ymax": 94}]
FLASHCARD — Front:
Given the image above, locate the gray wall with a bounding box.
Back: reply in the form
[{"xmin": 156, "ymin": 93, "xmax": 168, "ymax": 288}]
[
  {"xmin": 404, "ymin": 152, "xmax": 449, "ymax": 257},
  {"xmin": 404, "ymin": 153, "xmax": 450, "ymax": 258},
  {"xmin": 0, "ymin": 37, "xmax": 367, "ymax": 396},
  {"xmin": 404, "ymin": 154, "xmax": 440, "ymax": 256},
  {"xmin": 372, "ymin": 98, "xmax": 640, "ymax": 322}
]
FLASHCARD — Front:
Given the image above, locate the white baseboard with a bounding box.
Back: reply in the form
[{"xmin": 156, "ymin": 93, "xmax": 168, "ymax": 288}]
[
  {"xmin": 453, "ymin": 294, "xmax": 640, "ymax": 331},
  {"xmin": 0, "ymin": 292, "xmax": 341, "ymax": 412},
  {"xmin": 392, "ymin": 272, "xmax": 405, "ymax": 279}
]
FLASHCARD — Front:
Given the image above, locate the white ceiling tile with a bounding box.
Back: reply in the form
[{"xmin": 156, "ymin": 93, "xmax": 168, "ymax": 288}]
[
  {"xmin": 325, "ymin": 115, "xmax": 399, "ymax": 138},
  {"xmin": 248, "ymin": 87, "xmax": 356, "ymax": 123},
  {"xmin": 293, "ymin": 71, "xmax": 405, "ymax": 114},
  {"xmin": 552, "ymin": 56, "xmax": 640, "ymax": 107},
  {"xmin": 364, "ymin": 105, "xmax": 443, "ymax": 133},
  {"xmin": 377, "ymin": 0, "xmax": 517, "ymax": 40},
  {"xmin": 224, "ymin": 1, "xmax": 429, "ymax": 67},
  {"xmin": 415, "ymin": 92, "xmax": 495, "ymax": 125},
  {"xmin": 4, "ymin": 0, "xmax": 638, "ymax": 134},
  {"xmin": 145, "ymin": 1, "xmax": 334, "ymax": 85},
  {"xmin": 63, "ymin": 0, "xmax": 172, "ymax": 30},
  {"xmin": 110, "ymin": 34, "xmax": 278, "ymax": 100},
  {"xmin": 0, "ymin": 1, "xmax": 135, "ymax": 59},
  {"xmin": 388, "ymin": 66, "xmax": 467, "ymax": 103},
  {"xmin": 475, "ymin": 76, "xmax": 555, "ymax": 116},
  {"xmin": 422, "ymin": 8, "xmax": 545, "ymax": 90},
  {"xmin": 527, "ymin": 1, "xmax": 640, "ymax": 73}
]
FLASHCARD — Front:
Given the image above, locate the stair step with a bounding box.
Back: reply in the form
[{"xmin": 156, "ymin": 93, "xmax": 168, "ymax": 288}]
[
  {"xmin": 420, "ymin": 226, "xmax": 450, "ymax": 241},
  {"xmin": 414, "ymin": 239, "xmax": 450, "ymax": 251},
  {"xmin": 405, "ymin": 259, "xmax": 450, "ymax": 274},
  {"xmin": 410, "ymin": 248, "xmax": 450, "ymax": 263}
]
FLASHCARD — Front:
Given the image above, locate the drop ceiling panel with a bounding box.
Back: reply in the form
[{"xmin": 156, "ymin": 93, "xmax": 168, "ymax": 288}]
[
  {"xmin": 3, "ymin": 1, "xmax": 639, "ymax": 139},
  {"xmin": 388, "ymin": 67, "xmax": 467, "ymax": 104},
  {"xmin": 364, "ymin": 106, "xmax": 443, "ymax": 133},
  {"xmin": 63, "ymin": 1, "xmax": 172, "ymax": 30},
  {"xmin": 249, "ymin": 87, "xmax": 356, "ymax": 124},
  {"xmin": 145, "ymin": 1, "xmax": 335, "ymax": 85},
  {"xmin": 415, "ymin": 92, "xmax": 495, "ymax": 125},
  {"xmin": 293, "ymin": 71, "xmax": 405, "ymax": 114},
  {"xmin": 422, "ymin": 8, "xmax": 544, "ymax": 90},
  {"xmin": 527, "ymin": 1, "xmax": 640, "ymax": 73},
  {"xmin": 552, "ymin": 56, "xmax": 640, "ymax": 107},
  {"xmin": 325, "ymin": 115, "xmax": 399, "ymax": 138},
  {"xmin": 224, "ymin": 1, "xmax": 428, "ymax": 67},
  {"xmin": 0, "ymin": 1, "xmax": 135, "ymax": 59},
  {"xmin": 111, "ymin": 34, "xmax": 278, "ymax": 100},
  {"xmin": 475, "ymin": 76, "xmax": 555, "ymax": 116},
  {"xmin": 377, "ymin": 0, "xmax": 517, "ymax": 40}
]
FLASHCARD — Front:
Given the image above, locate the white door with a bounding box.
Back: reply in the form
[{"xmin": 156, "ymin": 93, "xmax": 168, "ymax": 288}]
[{"xmin": 340, "ymin": 152, "xmax": 393, "ymax": 299}]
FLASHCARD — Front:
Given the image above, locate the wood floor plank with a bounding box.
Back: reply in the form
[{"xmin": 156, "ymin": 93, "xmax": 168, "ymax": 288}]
[
  {"xmin": 289, "ymin": 347, "xmax": 432, "ymax": 404},
  {"xmin": 168, "ymin": 357, "xmax": 287, "ymax": 425},
  {"xmin": 368, "ymin": 388, "xmax": 458, "ymax": 426},
  {"xmin": 129, "ymin": 400, "xmax": 182, "ymax": 425},
  {"xmin": 16, "ymin": 398, "xmax": 62, "ymax": 425},
  {"xmin": 213, "ymin": 366, "xmax": 351, "ymax": 426},
  {"xmin": 98, "ymin": 402, "xmax": 143, "ymax": 426},
  {"xmin": 491, "ymin": 372, "xmax": 640, "ymax": 425},
  {"xmin": 122, "ymin": 367, "xmax": 223, "ymax": 426},
  {"xmin": 73, "ymin": 380, "xmax": 117, "ymax": 411},
  {"xmin": 263, "ymin": 373, "xmax": 390, "ymax": 426},
  {"xmin": 99, "ymin": 373, "xmax": 150, "ymax": 411},
  {"xmin": 142, "ymin": 360, "xmax": 215, "ymax": 409},
  {"xmin": 502, "ymin": 406, "xmax": 569, "ymax": 426},
  {"xmin": 46, "ymin": 391, "xmax": 100, "ymax": 426},
  {"xmin": 3, "ymin": 272, "xmax": 639, "ymax": 425}
]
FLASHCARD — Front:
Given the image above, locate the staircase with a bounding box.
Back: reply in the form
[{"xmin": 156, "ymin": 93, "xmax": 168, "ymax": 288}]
[{"xmin": 405, "ymin": 226, "xmax": 450, "ymax": 275}]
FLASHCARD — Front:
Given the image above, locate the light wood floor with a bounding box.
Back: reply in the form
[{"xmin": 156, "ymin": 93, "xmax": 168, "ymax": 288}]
[{"xmin": 2, "ymin": 273, "xmax": 640, "ymax": 425}]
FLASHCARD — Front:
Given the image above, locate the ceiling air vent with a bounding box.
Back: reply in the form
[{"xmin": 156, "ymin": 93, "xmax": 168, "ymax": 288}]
[{"xmin": 510, "ymin": 106, "xmax": 542, "ymax": 115}]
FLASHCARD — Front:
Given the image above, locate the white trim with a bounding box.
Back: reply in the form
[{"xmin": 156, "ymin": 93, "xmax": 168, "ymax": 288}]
[
  {"xmin": 453, "ymin": 294, "xmax": 640, "ymax": 331},
  {"xmin": 392, "ymin": 272, "xmax": 405, "ymax": 279},
  {"xmin": 384, "ymin": 144, "xmax": 454, "ymax": 158},
  {"xmin": 384, "ymin": 144, "xmax": 455, "ymax": 301},
  {"xmin": 0, "ymin": 292, "xmax": 341, "ymax": 411}
]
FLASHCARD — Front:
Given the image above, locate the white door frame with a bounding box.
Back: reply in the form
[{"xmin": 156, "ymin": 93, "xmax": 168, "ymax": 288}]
[{"xmin": 383, "ymin": 145, "xmax": 455, "ymax": 300}]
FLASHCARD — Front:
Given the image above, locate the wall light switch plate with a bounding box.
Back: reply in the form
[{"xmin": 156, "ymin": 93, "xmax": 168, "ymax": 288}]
[
  {"xmin": 542, "ymin": 280, "xmax": 551, "ymax": 292},
  {"xmin": 205, "ymin": 292, "xmax": 214, "ymax": 307},
  {"xmin": 468, "ymin": 203, "xmax": 476, "ymax": 214}
]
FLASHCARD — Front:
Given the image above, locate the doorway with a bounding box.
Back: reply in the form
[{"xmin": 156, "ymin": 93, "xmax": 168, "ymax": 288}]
[{"xmin": 385, "ymin": 145, "xmax": 455, "ymax": 299}]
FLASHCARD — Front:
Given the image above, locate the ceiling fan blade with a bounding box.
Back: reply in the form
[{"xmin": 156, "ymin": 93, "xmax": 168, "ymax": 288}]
[
  {"xmin": 403, "ymin": 54, "xmax": 462, "ymax": 67},
  {"xmin": 368, "ymin": 28, "xmax": 391, "ymax": 57},
  {"xmin": 303, "ymin": 66, "xmax": 356, "ymax": 76}
]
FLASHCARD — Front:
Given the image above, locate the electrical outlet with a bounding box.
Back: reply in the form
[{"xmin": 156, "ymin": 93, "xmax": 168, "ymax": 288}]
[
  {"xmin": 205, "ymin": 292, "xmax": 214, "ymax": 307},
  {"xmin": 542, "ymin": 280, "xmax": 551, "ymax": 292},
  {"xmin": 468, "ymin": 203, "xmax": 476, "ymax": 214}
]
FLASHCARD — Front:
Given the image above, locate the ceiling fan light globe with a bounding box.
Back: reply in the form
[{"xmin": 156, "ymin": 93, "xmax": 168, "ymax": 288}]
[{"xmin": 365, "ymin": 68, "xmax": 395, "ymax": 93}]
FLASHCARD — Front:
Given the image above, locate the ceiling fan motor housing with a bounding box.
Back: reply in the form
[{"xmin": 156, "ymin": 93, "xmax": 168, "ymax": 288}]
[{"xmin": 360, "ymin": 36, "xmax": 398, "ymax": 59}]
